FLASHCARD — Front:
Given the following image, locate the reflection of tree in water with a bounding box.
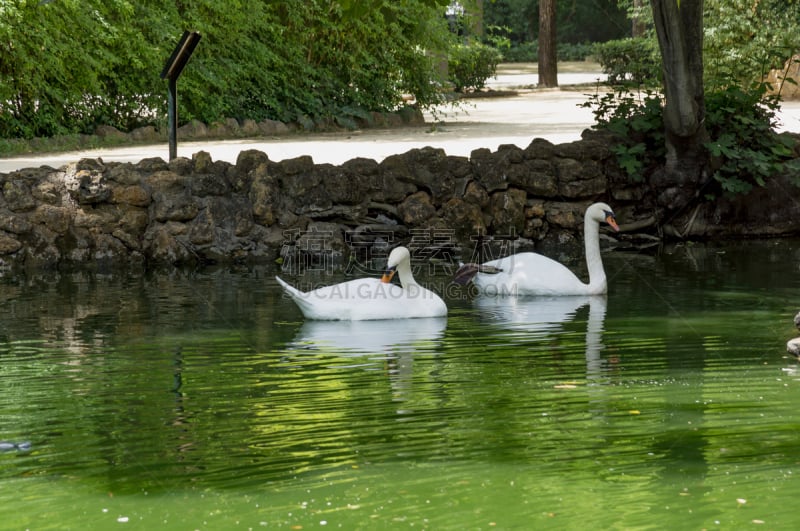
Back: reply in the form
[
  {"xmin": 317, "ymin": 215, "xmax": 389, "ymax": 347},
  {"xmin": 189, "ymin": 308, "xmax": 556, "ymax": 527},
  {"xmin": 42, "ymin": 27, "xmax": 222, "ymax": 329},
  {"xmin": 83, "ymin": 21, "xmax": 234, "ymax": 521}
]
[
  {"xmin": 596, "ymin": 241, "xmax": 800, "ymax": 497},
  {"xmin": 0, "ymin": 268, "xmax": 290, "ymax": 354},
  {"xmin": 0, "ymin": 268, "xmax": 297, "ymax": 493}
]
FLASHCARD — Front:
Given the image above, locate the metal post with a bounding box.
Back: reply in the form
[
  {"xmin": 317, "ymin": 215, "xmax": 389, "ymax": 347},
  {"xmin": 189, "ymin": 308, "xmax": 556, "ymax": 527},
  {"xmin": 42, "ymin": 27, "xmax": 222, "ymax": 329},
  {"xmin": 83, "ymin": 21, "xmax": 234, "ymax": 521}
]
[
  {"xmin": 168, "ymin": 78, "xmax": 178, "ymax": 161},
  {"xmin": 161, "ymin": 31, "xmax": 201, "ymax": 161}
]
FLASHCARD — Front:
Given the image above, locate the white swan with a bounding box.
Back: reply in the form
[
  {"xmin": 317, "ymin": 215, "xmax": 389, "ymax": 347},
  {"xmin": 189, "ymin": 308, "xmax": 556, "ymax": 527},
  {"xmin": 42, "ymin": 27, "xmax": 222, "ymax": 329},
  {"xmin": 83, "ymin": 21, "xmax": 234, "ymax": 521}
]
[
  {"xmin": 276, "ymin": 246, "xmax": 447, "ymax": 320},
  {"xmin": 454, "ymin": 202, "xmax": 619, "ymax": 296}
]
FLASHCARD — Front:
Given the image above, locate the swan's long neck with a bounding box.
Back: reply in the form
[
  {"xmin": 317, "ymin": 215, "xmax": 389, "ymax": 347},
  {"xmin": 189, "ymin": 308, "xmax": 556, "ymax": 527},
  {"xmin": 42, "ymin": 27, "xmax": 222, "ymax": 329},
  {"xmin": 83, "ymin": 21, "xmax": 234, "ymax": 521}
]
[
  {"xmin": 583, "ymin": 216, "xmax": 607, "ymax": 294},
  {"xmin": 396, "ymin": 259, "xmax": 419, "ymax": 289}
]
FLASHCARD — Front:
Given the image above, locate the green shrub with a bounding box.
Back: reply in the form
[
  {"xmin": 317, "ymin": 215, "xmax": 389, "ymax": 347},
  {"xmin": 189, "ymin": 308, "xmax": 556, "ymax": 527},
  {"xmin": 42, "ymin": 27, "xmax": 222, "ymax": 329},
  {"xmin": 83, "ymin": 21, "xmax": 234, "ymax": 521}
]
[
  {"xmin": 580, "ymin": 89, "xmax": 665, "ymax": 181},
  {"xmin": 703, "ymin": 85, "xmax": 799, "ymax": 194},
  {"xmin": 558, "ymin": 42, "xmax": 594, "ymax": 62},
  {"xmin": 0, "ymin": 0, "xmax": 451, "ymax": 141},
  {"xmin": 593, "ymin": 38, "xmax": 661, "ymax": 87},
  {"xmin": 500, "ymin": 41, "xmax": 595, "ymax": 63},
  {"xmin": 502, "ymin": 42, "xmax": 538, "ymax": 62},
  {"xmin": 582, "ymin": 84, "xmax": 800, "ymax": 194},
  {"xmin": 448, "ymin": 41, "xmax": 502, "ymax": 92}
]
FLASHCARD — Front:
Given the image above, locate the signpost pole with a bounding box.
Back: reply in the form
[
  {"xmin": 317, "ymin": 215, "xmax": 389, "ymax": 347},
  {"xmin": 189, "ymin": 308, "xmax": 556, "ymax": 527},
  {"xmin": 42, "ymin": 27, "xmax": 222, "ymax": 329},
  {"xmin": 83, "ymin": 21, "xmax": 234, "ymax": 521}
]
[
  {"xmin": 167, "ymin": 78, "xmax": 178, "ymax": 161},
  {"xmin": 160, "ymin": 31, "xmax": 201, "ymax": 161}
]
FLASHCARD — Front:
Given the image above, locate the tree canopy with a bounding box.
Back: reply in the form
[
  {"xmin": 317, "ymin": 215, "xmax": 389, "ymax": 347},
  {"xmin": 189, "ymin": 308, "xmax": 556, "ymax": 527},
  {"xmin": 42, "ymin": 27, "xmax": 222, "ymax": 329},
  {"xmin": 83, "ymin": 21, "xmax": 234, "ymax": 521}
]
[
  {"xmin": 0, "ymin": 0, "xmax": 453, "ymax": 139},
  {"xmin": 703, "ymin": 0, "xmax": 800, "ymax": 90},
  {"xmin": 483, "ymin": 0, "xmax": 629, "ymax": 46},
  {"xmin": 589, "ymin": 0, "xmax": 800, "ymax": 212},
  {"xmin": 612, "ymin": 0, "xmax": 800, "ymax": 88}
]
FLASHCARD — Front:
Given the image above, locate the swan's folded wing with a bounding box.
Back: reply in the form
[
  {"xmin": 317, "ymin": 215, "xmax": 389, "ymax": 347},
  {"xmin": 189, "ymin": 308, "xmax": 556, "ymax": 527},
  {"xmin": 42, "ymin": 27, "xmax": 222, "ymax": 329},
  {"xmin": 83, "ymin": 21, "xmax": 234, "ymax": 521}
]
[
  {"xmin": 453, "ymin": 263, "xmax": 504, "ymax": 285},
  {"xmin": 453, "ymin": 263, "xmax": 479, "ymax": 285},
  {"xmin": 277, "ymin": 277, "xmax": 435, "ymax": 320}
]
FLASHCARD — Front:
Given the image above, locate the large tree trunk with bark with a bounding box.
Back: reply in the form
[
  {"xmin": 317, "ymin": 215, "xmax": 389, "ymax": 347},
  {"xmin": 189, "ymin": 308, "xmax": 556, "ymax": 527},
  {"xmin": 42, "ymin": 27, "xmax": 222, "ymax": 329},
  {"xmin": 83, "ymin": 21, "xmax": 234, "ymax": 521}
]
[
  {"xmin": 538, "ymin": 0, "xmax": 558, "ymax": 88},
  {"xmin": 649, "ymin": 0, "xmax": 709, "ymax": 212}
]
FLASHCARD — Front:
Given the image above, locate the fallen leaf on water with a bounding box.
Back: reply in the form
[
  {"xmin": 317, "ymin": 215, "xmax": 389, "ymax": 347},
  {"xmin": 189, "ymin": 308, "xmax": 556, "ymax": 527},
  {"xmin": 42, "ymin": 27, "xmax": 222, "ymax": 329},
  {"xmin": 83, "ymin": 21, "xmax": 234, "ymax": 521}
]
[
  {"xmin": 629, "ymin": 410, "xmax": 641, "ymax": 415},
  {"xmin": 554, "ymin": 384, "xmax": 577, "ymax": 389}
]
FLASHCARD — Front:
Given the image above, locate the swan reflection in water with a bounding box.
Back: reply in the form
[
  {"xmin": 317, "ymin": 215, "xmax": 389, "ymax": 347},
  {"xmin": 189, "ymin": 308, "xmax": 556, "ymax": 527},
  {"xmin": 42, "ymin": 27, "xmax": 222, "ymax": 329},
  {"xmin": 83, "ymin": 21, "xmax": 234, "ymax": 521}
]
[
  {"xmin": 474, "ymin": 295, "xmax": 607, "ymax": 378},
  {"xmin": 287, "ymin": 317, "xmax": 448, "ymax": 400}
]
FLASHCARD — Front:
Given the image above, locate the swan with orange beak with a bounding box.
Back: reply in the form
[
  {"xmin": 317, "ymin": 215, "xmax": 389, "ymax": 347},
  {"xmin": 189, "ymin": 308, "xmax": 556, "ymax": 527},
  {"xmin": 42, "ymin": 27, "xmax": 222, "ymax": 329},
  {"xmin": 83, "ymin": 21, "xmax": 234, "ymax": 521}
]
[
  {"xmin": 276, "ymin": 246, "xmax": 447, "ymax": 320},
  {"xmin": 454, "ymin": 202, "xmax": 620, "ymax": 296}
]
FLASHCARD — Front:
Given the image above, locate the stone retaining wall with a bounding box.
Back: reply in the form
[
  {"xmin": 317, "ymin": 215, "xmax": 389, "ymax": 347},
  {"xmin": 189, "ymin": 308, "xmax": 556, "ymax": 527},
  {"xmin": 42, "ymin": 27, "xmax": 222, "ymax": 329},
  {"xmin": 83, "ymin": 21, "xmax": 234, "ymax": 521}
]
[{"xmin": 1, "ymin": 130, "xmax": 799, "ymax": 272}]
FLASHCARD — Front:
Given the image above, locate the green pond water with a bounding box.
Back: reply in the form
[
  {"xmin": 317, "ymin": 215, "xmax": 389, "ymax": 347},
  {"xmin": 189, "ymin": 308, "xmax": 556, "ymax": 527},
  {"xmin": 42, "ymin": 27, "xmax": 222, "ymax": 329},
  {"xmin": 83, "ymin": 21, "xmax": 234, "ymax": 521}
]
[{"xmin": 2, "ymin": 240, "xmax": 800, "ymax": 530}]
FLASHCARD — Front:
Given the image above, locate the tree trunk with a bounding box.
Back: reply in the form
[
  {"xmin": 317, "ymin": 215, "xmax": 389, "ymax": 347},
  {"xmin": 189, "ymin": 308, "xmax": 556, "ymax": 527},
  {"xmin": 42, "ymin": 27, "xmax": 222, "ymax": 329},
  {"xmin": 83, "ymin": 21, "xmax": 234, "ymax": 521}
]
[
  {"xmin": 538, "ymin": 0, "xmax": 558, "ymax": 88},
  {"xmin": 632, "ymin": 0, "xmax": 646, "ymax": 37},
  {"xmin": 649, "ymin": 0, "xmax": 709, "ymax": 211}
]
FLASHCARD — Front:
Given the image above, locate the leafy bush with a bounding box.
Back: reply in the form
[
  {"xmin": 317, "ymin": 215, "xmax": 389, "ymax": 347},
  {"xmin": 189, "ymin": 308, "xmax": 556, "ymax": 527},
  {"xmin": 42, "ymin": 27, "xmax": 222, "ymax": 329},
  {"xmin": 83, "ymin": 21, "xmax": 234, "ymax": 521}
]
[
  {"xmin": 582, "ymin": 84, "xmax": 800, "ymax": 194},
  {"xmin": 593, "ymin": 38, "xmax": 661, "ymax": 87},
  {"xmin": 558, "ymin": 42, "xmax": 595, "ymax": 62},
  {"xmin": 580, "ymin": 89, "xmax": 665, "ymax": 181},
  {"xmin": 0, "ymin": 0, "xmax": 452, "ymax": 140},
  {"xmin": 500, "ymin": 41, "xmax": 595, "ymax": 63},
  {"xmin": 502, "ymin": 42, "xmax": 538, "ymax": 62},
  {"xmin": 611, "ymin": 0, "xmax": 800, "ymax": 90},
  {"xmin": 703, "ymin": 85, "xmax": 800, "ymax": 194},
  {"xmin": 703, "ymin": 0, "xmax": 800, "ymax": 91},
  {"xmin": 448, "ymin": 41, "xmax": 502, "ymax": 92}
]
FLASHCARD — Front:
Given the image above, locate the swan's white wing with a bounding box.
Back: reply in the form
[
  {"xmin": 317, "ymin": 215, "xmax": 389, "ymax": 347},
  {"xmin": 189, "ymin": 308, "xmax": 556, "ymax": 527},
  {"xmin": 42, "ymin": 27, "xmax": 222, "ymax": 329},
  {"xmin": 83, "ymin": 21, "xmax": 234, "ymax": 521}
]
[
  {"xmin": 474, "ymin": 253, "xmax": 587, "ymax": 296},
  {"xmin": 276, "ymin": 276, "xmax": 447, "ymax": 320}
]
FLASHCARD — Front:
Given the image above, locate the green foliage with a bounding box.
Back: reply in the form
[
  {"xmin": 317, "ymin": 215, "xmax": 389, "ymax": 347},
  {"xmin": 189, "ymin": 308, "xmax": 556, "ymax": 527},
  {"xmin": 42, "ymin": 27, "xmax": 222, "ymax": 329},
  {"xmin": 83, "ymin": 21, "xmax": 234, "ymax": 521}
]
[
  {"xmin": 0, "ymin": 0, "xmax": 171, "ymax": 137},
  {"xmin": 616, "ymin": 0, "xmax": 800, "ymax": 90},
  {"xmin": 703, "ymin": 0, "xmax": 800, "ymax": 91},
  {"xmin": 580, "ymin": 89, "xmax": 665, "ymax": 181},
  {"xmin": 482, "ymin": 24, "xmax": 512, "ymax": 53},
  {"xmin": 557, "ymin": 42, "xmax": 596, "ymax": 62},
  {"xmin": 483, "ymin": 0, "xmax": 628, "ymax": 46},
  {"xmin": 703, "ymin": 85, "xmax": 797, "ymax": 194},
  {"xmin": 448, "ymin": 41, "xmax": 502, "ymax": 92},
  {"xmin": 593, "ymin": 38, "xmax": 662, "ymax": 87},
  {"xmin": 180, "ymin": 0, "xmax": 452, "ymax": 125},
  {"xmin": 482, "ymin": 0, "xmax": 625, "ymax": 64},
  {"xmin": 786, "ymin": 158, "xmax": 800, "ymax": 188},
  {"xmin": 0, "ymin": 0, "xmax": 452, "ymax": 139},
  {"xmin": 497, "ymin": 41, "xmax": 595, "ymax": 63},
  {"xmin": 501, "ymin": 42, "xmax": 538, "ymax": 63},
  {"xmin": 583, "ymin": 84, "xmax": 800, "ymax": 195}
]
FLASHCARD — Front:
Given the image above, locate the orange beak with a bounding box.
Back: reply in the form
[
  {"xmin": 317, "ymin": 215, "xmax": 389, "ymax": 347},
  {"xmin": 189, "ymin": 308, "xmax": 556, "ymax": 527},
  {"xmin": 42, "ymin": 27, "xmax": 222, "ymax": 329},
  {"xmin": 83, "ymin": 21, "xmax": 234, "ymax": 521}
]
[
  {"xmin": 381, "ymin": 267, "xmax": 397, "ymax": 283},
  {"xmin": 606, "ymin": 215, "xmax": 620, "ymax": 232}
]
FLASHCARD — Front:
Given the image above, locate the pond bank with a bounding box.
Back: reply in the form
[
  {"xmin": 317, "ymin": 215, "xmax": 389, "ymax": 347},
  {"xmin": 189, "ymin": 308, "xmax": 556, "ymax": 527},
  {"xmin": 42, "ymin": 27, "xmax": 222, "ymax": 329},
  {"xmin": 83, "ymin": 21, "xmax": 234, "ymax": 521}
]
[{"xmin": 2, "ymin": 129, "xmax": 800, "ymax": 272}]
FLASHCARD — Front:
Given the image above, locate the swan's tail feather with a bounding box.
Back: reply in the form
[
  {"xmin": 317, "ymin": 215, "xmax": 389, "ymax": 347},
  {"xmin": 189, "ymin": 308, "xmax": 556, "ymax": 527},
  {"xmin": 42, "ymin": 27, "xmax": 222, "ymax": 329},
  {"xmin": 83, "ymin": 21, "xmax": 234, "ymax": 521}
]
[
  {"xmin": 275, "ymin": 276, "xmax": 313, "ymax": 313},
  {"xmin": 453, "ymin": 263, "xmax": 503, "ymax": 285},
  {"xmin": 275, "ymin": 276, "xmax": 303, "ymax": 298}
]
